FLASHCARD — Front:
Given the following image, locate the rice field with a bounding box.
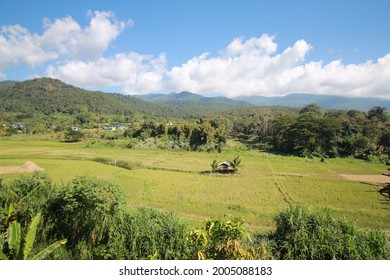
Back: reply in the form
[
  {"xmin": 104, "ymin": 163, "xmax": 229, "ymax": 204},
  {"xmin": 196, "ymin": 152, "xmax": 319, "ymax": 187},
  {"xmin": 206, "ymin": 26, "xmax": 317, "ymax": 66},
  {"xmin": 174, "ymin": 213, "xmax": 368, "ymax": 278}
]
[{"xmin": 0, "ymin": 136, "xmax": 389, "ymax": 233}]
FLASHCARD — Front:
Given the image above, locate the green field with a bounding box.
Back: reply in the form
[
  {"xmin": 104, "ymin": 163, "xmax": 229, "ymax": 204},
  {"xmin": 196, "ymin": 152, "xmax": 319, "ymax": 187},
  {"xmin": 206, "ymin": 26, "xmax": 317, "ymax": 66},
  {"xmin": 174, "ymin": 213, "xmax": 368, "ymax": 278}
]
[{"xmin": 0, "ymin": 136, "xmax": 389, "ymax": 233}]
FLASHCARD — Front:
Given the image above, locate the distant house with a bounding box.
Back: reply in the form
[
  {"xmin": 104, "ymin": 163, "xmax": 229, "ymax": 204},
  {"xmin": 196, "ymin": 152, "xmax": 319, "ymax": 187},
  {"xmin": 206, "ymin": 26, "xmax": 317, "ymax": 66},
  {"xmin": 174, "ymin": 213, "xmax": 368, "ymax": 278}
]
[
  {"xmin": 102, "ymin": 121, "xmax": 127, "ymax": 131},
  {"xmin": 111, "ymin": 121, "xmax": 122, "ymax": 126},
  {"xmin": 166, "ymin": 121, "xmax": 173, "ymax": 126},
  {"xmin": 102, "ymin": 125, "xmax": 127, "ymax": 131},
  {"xmin": 12, "ymin": 123, "xmax": 26, "ymax": 130}
]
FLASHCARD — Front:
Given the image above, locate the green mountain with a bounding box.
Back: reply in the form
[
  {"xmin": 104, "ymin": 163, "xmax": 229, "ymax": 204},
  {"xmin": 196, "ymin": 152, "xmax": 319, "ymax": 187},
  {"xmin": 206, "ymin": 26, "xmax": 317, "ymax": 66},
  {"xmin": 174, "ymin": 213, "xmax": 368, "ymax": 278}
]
[
  {"xmin": 0, "ymin": 80, "xmax": 18, "ymax": 89},
  {"xmin": 135, "ymin": 91, "xmax": 252, "ymax": 109},
  {"xmin": 235, "ymin": 93, "xmax": 390, "ymax": 112},
  {"xmin": 0, "ymin": 78, "xmax": 179, "ymax": 118}
]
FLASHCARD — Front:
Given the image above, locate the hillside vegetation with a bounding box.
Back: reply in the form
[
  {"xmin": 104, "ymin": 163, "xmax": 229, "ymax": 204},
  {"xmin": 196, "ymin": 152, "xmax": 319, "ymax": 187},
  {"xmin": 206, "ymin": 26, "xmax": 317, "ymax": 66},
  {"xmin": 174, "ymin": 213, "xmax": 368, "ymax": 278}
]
[{"xmin": 0, "ymin": 78, "xmax": 179, "ymax": 118}]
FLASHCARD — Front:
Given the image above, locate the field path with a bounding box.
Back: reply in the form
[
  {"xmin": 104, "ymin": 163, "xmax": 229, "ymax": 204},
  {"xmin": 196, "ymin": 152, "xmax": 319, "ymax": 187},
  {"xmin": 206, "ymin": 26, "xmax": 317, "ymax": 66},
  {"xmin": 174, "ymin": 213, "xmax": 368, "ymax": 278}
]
[{"xmin": 266, "ymin": 158, "xmax": 295, "ymax": 205}]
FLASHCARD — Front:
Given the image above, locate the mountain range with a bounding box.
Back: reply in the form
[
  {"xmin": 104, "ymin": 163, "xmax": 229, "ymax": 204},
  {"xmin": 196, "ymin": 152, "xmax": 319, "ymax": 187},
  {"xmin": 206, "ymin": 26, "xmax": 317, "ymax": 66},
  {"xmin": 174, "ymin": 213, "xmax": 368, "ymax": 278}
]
[
  {"xmin": 134, "ymin": 92, "xmax": 251, "ymax": 109},
  {"xmin": 137, "ymin": 91, "xmax": 389, "ymax": 111},
  {"xmin": 1, "ymin": 78, "xmax": 388, "ymax": 118},
  {"xmin": 234, "ymin": 94, "xmax": 390, "ymax": 112}
]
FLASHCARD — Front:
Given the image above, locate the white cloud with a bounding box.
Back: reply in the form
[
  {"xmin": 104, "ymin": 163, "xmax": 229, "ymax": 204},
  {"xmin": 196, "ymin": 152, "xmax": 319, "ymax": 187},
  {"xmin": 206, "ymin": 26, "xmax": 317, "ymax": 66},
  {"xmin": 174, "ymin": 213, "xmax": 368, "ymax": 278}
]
[
  {"xmin": 70, "ymin": 11, "xmax": 127, "ymax": 60},
  {"xmin": 166, "ymin": 35, "xmax": 390, "ymax": 99},
  {"xmin": 225, "ymin": 34, "xmax": 277, "ymax": 56},
  {"xmin": 166, "ymin": 36, "xmax": 313, "ymax": 97},
  {"xmin": 0, "ymin": 24, "xmax": 58, "ymax": 70},
  {"xmin": 0, "ymin": 11, "xmax": 130, "ymax": 77},
  {"xmin": 46, "ymin": 52, "xmax": 166, "ymax": 94},
  {"xmin": 1, "ymin": 14, "xmax": 390, "ymax": 100}
]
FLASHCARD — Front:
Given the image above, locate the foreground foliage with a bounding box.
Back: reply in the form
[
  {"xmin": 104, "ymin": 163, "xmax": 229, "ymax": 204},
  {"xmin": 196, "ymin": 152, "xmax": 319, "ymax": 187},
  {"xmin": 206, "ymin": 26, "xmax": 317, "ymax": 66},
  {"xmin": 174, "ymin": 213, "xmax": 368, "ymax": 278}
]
[
  {"xmin": 1, "ymin": 174, "xmax": 389, "ymax": 260},
  {"xmin": 1, "ymin": 211, "xmax": 66, "ymax": 260},
  {"xmin": 271, "ymin": 206, "xmax": 390, "ymax": 260},
  {"xmin": 186, "ymin": 216, "xmax": 256, "ymax": 260}
]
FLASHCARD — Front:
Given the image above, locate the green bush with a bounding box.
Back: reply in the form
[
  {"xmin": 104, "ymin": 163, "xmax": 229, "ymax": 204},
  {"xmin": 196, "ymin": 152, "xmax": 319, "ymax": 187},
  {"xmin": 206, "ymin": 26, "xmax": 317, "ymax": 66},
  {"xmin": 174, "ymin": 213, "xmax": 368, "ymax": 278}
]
[
  {"xmin": 92, "ymin": 157, "xmax": 142, "ymax": 170},
  {"xmin": 186, "ymin": 216, "xmax": 255, "ymax": 260},
  {"xmin": 64, "ymin": 130, "xmax": 83, "ymax": 142},
  {"xmin": 0, "ymin": 173, "xmax": 55, "ymax": 229},
  {"xmin": 44, "ymin": 176, "xmax": 127, "ymax": 259},
  {"xmin": 125, "ymin": 206, "xmax": 190, "ymax": 260},
  {"xmin": 115, "ymin": 160, "xmax": 142, "ymax": 170},
  {"xmin": 92, "ymin": 157, "xmax": 112, "ymax": 165},
  {"xmin": 271, "ymin": 206, "xmax": 390, "ymax": 260}
]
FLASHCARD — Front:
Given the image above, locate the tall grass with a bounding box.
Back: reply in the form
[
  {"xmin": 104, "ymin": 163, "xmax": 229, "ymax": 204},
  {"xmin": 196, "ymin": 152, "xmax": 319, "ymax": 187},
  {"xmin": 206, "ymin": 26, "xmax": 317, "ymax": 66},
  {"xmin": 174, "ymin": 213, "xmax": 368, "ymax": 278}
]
[
  {"xmin": 271, "ymin": 206, "xmax": 390, "ymax": 260},
  {"xmin": 125, "ymin": 206, "xmax": 190, "ymax": 260}
]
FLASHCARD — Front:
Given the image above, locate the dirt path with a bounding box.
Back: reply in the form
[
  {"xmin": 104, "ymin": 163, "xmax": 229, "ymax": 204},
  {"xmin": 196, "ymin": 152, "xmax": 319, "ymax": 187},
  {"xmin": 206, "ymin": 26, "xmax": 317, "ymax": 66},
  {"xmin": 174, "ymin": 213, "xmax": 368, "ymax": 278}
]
[
  {"xmin": 340, "ymin": 174, "xmax": 389, "ymax": 183},
  {"xmin": 0, "ymin": 161, "xmax": 44, "ymax": 174}
]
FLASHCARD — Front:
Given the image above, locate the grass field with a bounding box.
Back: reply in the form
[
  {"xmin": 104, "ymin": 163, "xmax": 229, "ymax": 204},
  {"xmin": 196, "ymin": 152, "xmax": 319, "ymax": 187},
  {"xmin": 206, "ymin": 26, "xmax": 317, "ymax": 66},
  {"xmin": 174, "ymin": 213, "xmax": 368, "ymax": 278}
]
[{"xmin": 0, "ymin": 135, "xmax": 389, "ymax": 233}]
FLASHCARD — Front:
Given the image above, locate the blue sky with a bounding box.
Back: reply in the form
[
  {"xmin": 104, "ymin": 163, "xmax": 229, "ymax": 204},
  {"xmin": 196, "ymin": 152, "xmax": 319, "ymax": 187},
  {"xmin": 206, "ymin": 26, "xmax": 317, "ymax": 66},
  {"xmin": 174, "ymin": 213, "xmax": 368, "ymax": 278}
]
[{"xmin": 1, "ymin": 0, "xmax": 390, "ymax": 98}]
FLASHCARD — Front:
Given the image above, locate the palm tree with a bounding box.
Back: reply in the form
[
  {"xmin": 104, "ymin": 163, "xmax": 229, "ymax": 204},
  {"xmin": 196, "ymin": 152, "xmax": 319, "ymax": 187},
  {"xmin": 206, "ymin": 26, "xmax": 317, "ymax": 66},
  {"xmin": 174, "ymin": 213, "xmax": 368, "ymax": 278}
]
[
  {"xmin": 210, "ymin": 160, "xmax": 218, "ymax": 173},
  {"xmin": 229, "ymin": 156, "xmax": 242, "ymax": 174}
]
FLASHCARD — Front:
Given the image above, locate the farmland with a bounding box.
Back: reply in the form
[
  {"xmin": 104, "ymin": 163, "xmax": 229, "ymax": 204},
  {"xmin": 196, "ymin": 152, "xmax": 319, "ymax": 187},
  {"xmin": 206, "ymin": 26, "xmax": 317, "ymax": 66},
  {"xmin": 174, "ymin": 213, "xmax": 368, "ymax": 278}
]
[{"xmin": 1, "ymin": 135, "xmax": 388, "ymax": 233}]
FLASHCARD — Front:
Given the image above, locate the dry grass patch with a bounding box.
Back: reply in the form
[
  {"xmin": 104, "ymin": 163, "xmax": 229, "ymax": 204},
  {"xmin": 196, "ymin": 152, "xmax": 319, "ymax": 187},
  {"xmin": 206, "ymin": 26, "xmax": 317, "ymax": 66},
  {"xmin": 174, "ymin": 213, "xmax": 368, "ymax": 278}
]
[
  {"xmin": 340, "ymin": 174, "xmax": 389, "ymax": 183},
  {"xmin": 0, "ymin": 161, "xmax": 44, "ymax": 174}
]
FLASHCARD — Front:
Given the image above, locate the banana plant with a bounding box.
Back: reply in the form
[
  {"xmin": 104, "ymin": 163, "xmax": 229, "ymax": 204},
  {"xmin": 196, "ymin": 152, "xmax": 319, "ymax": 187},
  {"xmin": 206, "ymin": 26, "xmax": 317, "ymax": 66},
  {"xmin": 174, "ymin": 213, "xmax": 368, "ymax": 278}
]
[
  {"xmin": 1, "ymin": 212, "xmax": 66, "ymax": 260},
  {"xmin": 186, "ymin": 216, "xmax": 254, "ymax": 260}
]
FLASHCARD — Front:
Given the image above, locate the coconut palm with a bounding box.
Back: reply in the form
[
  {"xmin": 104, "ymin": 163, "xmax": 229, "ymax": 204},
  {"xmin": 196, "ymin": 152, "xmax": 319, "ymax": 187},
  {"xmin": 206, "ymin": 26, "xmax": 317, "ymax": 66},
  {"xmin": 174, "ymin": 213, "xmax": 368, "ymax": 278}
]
[
  {"xmin": 210, "ymin": 160, "xmax": 218, "ymax": 173},
  {"xmin": 229, "ymin": 156, "xmax": 242, "ymax": 173}
]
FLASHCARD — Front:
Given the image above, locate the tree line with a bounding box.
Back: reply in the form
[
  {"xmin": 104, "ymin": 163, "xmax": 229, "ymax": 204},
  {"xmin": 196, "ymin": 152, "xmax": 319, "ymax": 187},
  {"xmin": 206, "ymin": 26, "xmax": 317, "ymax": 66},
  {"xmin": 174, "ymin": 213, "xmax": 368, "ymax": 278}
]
[
  {"xmin": 270, "ymin": 105, "xmax": 389, "ymax": 160},
  {"xmin": 117, "ymin": 104, "xmax": 390, "ymax": 161}
]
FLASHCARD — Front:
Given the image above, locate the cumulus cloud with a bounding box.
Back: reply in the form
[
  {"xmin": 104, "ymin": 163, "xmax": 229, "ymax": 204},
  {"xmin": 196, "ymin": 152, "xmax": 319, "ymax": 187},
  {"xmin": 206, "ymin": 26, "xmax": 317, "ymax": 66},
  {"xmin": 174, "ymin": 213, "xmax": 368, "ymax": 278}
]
[
  {"xmin": 166, "ymin": 35, "xmax": 390, "ymax": 99},
  {"xmin": 70, "ymin": 11, "xmax": 127, "ymax": 60},
  {"xmin": 1, "ymin": 13, "xmax": 390, "ymax": 100},
  {"xmin": 46, "ymin": 52, "xmax": 167, "ymax": 94},
  {"xmin": 0, "ymin": 11, "xmax": 129, "ymax": 76},
  {"xmin": 0, "ymin": 24, "xmax": 59, "ymax": 70}
]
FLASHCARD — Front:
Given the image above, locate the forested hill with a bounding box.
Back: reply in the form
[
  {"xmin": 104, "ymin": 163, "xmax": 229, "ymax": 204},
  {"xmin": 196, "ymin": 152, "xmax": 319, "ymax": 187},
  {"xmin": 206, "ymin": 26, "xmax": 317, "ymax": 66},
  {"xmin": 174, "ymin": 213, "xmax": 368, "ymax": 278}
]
[
  {"xmin": 135, "ymin": 91, "xmax": 252, "ymax": 109},
  {"xmin": 0, "ymin": 78, "xmax": 180, "ymax": 117}
]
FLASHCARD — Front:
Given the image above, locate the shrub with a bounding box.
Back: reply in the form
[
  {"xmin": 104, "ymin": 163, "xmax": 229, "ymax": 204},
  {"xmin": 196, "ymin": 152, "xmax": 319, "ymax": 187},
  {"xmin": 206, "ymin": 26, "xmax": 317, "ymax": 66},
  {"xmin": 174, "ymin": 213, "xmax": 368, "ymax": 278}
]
[
  {"xmin": 92, "ymin": 157, "xmax": 142, "ymax": 170},
  {"xmin": 125, "ymin": 206, "xmax": 190, "ymax": 260},
  {"xmin": 44, "ymin": 176, "xmax": 127, "ymax": 259},
  {"xmin": 64, "ymin": 130, "xmax": 83, "ymax": 142},
  {"xmin": 186, "ymin": 216, "xmax": 255, "ymax": 260},
  {"xmin": 0, "ymin": 173, "xmax": 55, "ymax": 229},
  {"xmin": 115, "ymin": 160, "xmax": 142, "ymax": 170},
  {"xmin": 92, "ymin": 157, "xmax": 112, "ymax": 165},
  {"xmin": 271, "ymin": 206, "xmax": 390, "ymax": 260}
]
